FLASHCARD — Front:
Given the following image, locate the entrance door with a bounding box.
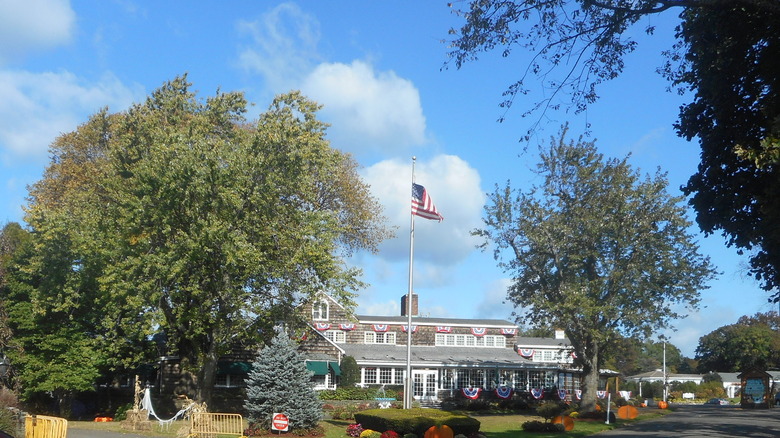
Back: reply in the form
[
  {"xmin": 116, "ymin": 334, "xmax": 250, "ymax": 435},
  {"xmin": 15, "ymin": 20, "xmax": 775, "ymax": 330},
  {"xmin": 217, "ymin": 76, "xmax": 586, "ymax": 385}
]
[{"xmin": 413, "ymin": 370, "xmax": 438, "ymax": 402}]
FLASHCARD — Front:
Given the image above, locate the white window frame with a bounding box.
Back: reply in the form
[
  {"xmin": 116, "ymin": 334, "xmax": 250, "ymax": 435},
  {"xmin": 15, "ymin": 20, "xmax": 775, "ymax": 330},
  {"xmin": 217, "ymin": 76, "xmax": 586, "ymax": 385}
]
[
  {"xmin": 324, "ymin": 330, "xmax": 346, "ymax": 343},
  {"xmin": 312, "ymin": 300, "xmax": 329, "ymax": 321},
  {"xmin": 435, "ymin": 334, "xmax": 507, "ymax": 348},
  {"xmin": 364, "ymin": 331, "xmax": 396, "ymax": 344}
]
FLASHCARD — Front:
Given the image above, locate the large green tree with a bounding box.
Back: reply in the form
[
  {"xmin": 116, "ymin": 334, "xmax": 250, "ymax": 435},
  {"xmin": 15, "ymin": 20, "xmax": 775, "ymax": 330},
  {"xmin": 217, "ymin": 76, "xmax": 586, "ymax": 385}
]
[
  {"xmin": 22, "ymin": 75, "xmax": 391, "ymax": 406},
  {"xmin": 0, "ymin": 222, "xmax": 107, "ymax": 416},
  {"xmin": 474, "ymin": 127, "xmax": 716, "ymax": 411},
  {"xmin": 447, "ymin": 1, "xmax": 780, "ymax": 298},
  {"xmin": 695, "ymin": 312, "xmax": 780, "ymax": 372}
]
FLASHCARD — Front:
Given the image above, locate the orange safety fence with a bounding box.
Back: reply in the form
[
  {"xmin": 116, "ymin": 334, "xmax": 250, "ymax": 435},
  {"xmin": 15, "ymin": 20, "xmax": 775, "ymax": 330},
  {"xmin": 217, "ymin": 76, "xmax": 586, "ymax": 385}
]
[
  {"xmin": 25, "ymin": 415, "xmax": 68, "ymax": 438},
  {"xmin": 188, "ymin": 412, "xmax": 245, "ymax": 438}
]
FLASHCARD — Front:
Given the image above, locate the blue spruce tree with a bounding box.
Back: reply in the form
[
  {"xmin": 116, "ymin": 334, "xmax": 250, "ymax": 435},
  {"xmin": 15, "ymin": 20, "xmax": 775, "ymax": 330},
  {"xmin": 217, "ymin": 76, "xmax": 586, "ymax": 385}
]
[{"xmin": 244, "ymin": 328, "xmax": 322, "ymax": 431}]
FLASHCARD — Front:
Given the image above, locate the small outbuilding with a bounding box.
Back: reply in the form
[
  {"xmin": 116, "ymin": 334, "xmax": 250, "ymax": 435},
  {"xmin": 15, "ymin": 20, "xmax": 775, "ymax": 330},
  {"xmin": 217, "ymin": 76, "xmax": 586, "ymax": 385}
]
[{"xmin": 738, "ymin": 369, "xmax": 773, "ymax": 409}]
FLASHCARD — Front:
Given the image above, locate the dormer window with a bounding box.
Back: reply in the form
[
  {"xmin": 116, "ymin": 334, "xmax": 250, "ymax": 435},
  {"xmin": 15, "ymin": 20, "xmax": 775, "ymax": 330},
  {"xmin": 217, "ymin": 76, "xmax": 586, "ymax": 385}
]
[{"xmin": 312, "ymin": 300, "xmax": 329, "ymax": 321}]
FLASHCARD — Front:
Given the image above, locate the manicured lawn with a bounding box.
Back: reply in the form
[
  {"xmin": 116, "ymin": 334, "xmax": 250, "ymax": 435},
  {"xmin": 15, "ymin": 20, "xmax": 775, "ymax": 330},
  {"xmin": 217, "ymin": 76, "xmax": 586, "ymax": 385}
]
[{"xmin": 70, "ymin": 408, "xmax": 672, "ymax": 438}]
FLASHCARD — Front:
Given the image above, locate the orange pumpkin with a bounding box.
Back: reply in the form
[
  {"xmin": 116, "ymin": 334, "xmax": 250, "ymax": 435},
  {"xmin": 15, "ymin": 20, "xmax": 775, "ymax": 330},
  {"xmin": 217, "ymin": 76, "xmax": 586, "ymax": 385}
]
[
  {"xmin": 552, "ymin": 415, "xmax": 574, "ymax": 431},
  {"xmin": 424, "ymin": 425, "xmax": 454, "ymax": 438},
  {"xmin": 658, "ymin": 401, "xmax": 668, "ymax": 409},
  {"xmin": 617, "ymin": 405, "xmax": 638, "ymax": 419}
]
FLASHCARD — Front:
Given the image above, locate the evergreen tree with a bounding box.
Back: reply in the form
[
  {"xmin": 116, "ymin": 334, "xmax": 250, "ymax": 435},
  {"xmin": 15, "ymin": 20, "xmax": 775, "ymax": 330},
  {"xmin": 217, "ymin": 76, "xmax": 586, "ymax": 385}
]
[
  {"xmin": 244, "ymin": 329, "xmax": 322, "ymax": 431},
  {"xmin": 339, "ymin": 356, "xmax": 359, "ymax": 387}
]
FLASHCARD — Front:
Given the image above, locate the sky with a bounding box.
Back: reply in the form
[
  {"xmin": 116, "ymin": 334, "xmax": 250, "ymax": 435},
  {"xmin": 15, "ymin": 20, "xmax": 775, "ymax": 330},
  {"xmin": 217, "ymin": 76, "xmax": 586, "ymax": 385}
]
[{"xmin": 0, "ymin": 0, "xmax": 775, "ymax": 358}]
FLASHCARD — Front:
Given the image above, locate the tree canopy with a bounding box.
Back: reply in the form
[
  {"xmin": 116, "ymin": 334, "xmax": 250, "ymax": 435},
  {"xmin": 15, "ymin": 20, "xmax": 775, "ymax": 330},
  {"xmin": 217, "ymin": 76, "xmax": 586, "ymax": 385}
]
[
  {"xmin": 474, "ymin": 126, "xmax": 716, "ymax": 410},
  {"xmin": 447, "ymin": 0, "xmax": 780, "ymax": 299},
  {"xmin": 16, "ymin": 75, "xmax": 392, "ymax": 406},
  {"xmin": 695, "ymin": 312, "xmax": 780, "ymax": 372}
]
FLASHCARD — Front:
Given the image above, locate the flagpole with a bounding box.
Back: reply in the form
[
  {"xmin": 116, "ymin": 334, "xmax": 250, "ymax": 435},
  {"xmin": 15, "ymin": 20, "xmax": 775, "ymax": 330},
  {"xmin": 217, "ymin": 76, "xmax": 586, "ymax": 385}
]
[{"xmin": 405, "ymin": 157, "xmax": 416, "ymax": 410}]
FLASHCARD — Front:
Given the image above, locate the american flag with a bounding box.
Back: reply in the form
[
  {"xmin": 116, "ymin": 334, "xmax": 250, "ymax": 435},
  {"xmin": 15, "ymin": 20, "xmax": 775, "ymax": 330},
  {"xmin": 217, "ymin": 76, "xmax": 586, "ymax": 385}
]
[{"xmin": 412, "ymin": 183, "xmax": 443, "ymax": 221}]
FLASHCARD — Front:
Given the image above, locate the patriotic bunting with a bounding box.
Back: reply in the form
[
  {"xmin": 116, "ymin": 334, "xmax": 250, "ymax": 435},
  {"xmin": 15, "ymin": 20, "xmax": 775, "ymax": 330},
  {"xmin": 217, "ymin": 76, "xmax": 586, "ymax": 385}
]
[
  {"xmin": 501, "ymin": 328, "xmax": 517, "ymax": 335},
  {"xmin": 471, "ymin": 327, "xmax": 487, "ymax": 336},
  {"xmin": 436, "ymin": 326, "xmax": 452, "ymax": 333},
  {"xmin": 315, "ymin": 323, "xmax": 331, "ymax": 331},
  {"xmin": 575, "ymin": 390, "xmax": 582, "ymax": 400},
  {"xmin": 531, "ymin": 388, "xmax": 544, "ymax": 399},
  {"xmin": 518, "ymin": 349, "xmax": 534, "ymax": 358},
  {"xmin": 597, "ymin": 391, "xmax": 607, "ymax": 399},
  {"xmin": 558, "ymin": 389, "xmax": 567, "ymax": 400},
  {"xmin": 462, "ymin": 387, "xmax": 481, "ymax": 400},
  {"xmin": 619, "ymin": 390, "xmax": 632, "ymax": 401},
  {"xmin": 339, "ymin": 323, "xmax": 355, "ymax": 331},
  {"xmin": 402, "ymin": 325, "xmax": 418, "ymax": 333},
  {"xmin": 372, "ymin": 324, "xmax": 389, "ymax": 332},
  {"xmin": 495, "ymin": 386, "xmax": 512, "ymax": 399}
]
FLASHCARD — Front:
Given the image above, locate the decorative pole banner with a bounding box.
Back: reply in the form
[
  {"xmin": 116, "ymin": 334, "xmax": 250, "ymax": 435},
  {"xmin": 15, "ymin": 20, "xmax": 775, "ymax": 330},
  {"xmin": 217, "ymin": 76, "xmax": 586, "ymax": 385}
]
[
  {"xmin": 518, "ymin": 349, "xmax": 534, "ymax": 358},
  {"xmin": 402, "ymin": 325, "xmax": 418, "ymax": 333},
  {"xmin": 501, "ymin": 328, "xmax": 517, "ymax": 335},
  {"xmin": 531, "ymin": 388, "xmax": 544, "ymax": 399},
  {"xmin": 315, "ymin": 323, "xmax": 331, "ymax": 331},
  {"xmin": 558, "ymin": 389, "xmax": 567, "ymax": 400},
  {"xmin": 436, "ymin": 326, "xmax": 452, "ymax": 333},
  {"xmin": 462, "ymin": 387, "xmax": 481, "ymax": 399},
  {"xmin": 575, "ymin": 390, "xmax": 582, "ymax": 400},
  {"xmin": 471, "ymin": 327, "xmax": 487, "ymax": 336},
  {"xmin": 495, "ymin": 386, "xmax": 513, "ymax": 399},
  {"xmin": 339, "ymin": 323, "xmax": 355, "ymax": 331},
  {"xmin": 597, "ymin": 390, "xmax": 607, "ymax": 399},
  {"xmin": 372, "ymin": 324, "xmax": 389, "ymax": 332}
]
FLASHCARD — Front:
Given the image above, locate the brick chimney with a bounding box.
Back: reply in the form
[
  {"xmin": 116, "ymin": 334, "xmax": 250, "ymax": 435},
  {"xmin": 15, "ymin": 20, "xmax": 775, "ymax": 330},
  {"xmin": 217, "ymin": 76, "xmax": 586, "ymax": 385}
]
[{"xmin": 401, "ymin": 293, "xmax": 418, "ymax": 316}]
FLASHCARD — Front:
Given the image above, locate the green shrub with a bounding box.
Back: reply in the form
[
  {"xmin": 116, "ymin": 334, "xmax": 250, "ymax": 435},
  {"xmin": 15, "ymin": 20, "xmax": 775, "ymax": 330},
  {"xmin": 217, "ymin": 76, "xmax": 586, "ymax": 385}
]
[
  {"xmin": 521, "ymin": 420, "xmax": 565, "ymax": 432},
  {"xmin": 113, "ymin": 402, "xmax": 134, "ymax": 421},
  {"xmin": 535, "ymin": 402, "xmax": 566, "ymax": 421},
  {"xmin": 354, "ymin": 408, "xmax": 480, "ymax": 436}
]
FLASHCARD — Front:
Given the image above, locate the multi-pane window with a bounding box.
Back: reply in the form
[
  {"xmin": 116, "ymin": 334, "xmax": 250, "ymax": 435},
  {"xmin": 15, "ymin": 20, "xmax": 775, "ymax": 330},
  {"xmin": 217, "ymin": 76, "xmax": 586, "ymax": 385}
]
[
  {"xmin": 531, "ymin": 348, "xmax": 574, "ymax": 363},
  {"xmin": 312, "ymin": 301, "xmax": 328, "ymax": 320},
  {"xmin": 323, "ymin": 330, "xmax": 346, "ymax": 343},
  {"xmin": 364, "ymin": 367, "xmax": 377, "ymax": 384},
  {"xmin": 455, "ymin": 369, "xmax": 485, "ymax": 388},
  {"xmin": 364, "ymin": 331, "xmax": 396, "ymax": 344},
  {"xmin": 528, "ymin": 370, "xmax": 556, "ymax": 389},
  {"xmin": 380, "ymin": 368, "xmax": 393, "ymax": 384},
  {"xmin": 362, "ymin": 367, "xmax": 403, "ymax": 385},
  {"xmin": 512, "ymin": 370, "xmax": 527, "ymax": 390},
  {"xmin": 435, "ymin": 334, "xmax": 506, "ymax": 348}
]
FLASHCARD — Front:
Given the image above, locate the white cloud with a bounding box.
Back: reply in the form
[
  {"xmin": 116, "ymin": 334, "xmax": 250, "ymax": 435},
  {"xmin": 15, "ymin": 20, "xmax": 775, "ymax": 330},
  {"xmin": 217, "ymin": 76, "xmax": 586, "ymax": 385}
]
[
  {"xmin": 0, "ymin": 70, "xmax": 143, "ymax": 163},
  {"xmin": 359, "ymin": 299, "xmax": 400, "ymax": 317},
  {"xmin": 475, "ymin": 278, "xmax": 516, "ymax": 320},
  {"xmin": 301, "ymin": 61, "xmax": 427, "ymax": 155},
  {"xmin": 361, "ymin": 154, "xmax": 484, "ymax": 265},
  {"xmin": 0, "ymin": 0, "xmax": 75, "ymax": 64},
  {"xmin": 236, "ymin": 2, "xmax": 321, "ymax": 93}
]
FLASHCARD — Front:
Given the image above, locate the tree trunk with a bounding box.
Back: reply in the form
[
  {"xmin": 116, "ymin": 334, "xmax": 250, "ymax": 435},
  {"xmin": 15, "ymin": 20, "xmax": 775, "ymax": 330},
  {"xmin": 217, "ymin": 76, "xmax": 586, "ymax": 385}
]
[
  {"xmin": 579, "ymin": 342, "xmax": 600, "ymax": 413},
  {"xmin": 54, "ymin": 389, "xmax": 73, "ymax": 419},
  {"xmin": 197, "ymin": 346, "xmax": 218, "ymax": 408}
]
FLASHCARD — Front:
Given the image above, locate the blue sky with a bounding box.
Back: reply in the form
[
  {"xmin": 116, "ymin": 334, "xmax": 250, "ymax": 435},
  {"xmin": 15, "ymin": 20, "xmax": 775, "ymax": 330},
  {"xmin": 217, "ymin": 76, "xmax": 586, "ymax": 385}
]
[{"xmin": 0, "ymin": 1, "xmax": 774, "ymax": 357}]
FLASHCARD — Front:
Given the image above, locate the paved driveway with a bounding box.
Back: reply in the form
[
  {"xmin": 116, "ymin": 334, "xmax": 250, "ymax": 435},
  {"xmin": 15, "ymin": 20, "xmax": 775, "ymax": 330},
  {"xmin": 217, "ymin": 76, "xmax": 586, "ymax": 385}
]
[{"xmin": 595, "ymin": 404, "xmax": 780, "ymax": 437}]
